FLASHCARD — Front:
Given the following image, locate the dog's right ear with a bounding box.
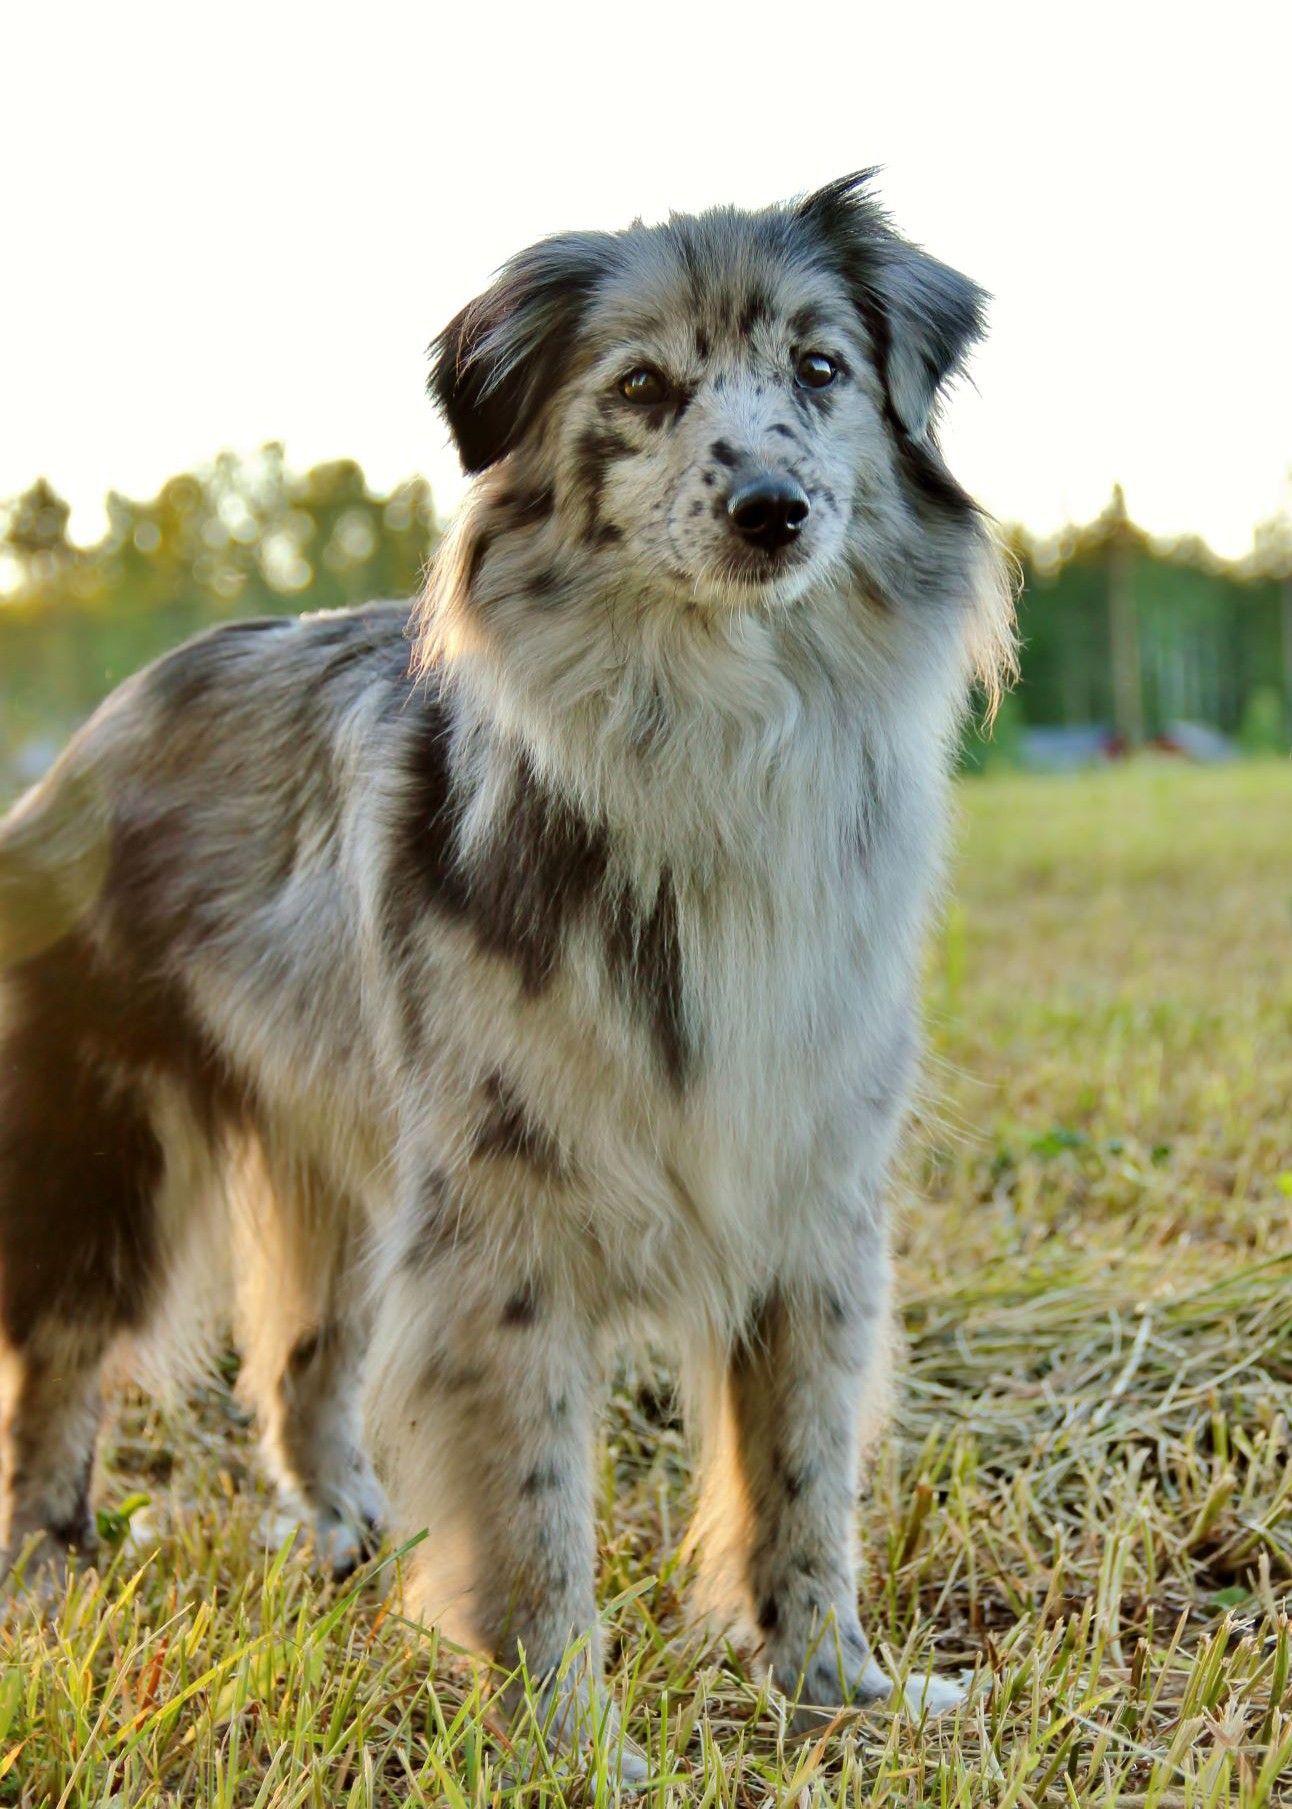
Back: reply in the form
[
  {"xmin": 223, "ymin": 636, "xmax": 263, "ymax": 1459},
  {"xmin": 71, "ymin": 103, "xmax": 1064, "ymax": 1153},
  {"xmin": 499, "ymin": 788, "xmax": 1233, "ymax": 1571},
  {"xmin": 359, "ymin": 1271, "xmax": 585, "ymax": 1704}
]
[{"xmin": 430, "ymin": 233, "xmax": 617, "ymax": 475}]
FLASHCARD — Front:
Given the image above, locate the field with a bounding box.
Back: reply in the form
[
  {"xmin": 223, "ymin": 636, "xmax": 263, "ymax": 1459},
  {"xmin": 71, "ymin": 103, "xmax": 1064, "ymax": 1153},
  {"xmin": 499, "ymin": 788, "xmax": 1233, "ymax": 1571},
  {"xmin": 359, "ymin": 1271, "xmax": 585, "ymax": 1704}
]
[{"xmin": 3, "ymin": 763, "xmax": 1291, "ymax": 1807}]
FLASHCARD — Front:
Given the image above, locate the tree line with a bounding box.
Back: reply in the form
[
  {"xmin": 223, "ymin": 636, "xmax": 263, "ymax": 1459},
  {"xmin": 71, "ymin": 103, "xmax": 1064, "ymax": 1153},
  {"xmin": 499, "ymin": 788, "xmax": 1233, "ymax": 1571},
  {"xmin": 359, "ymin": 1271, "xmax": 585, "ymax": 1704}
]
[
  {"xmin": 2, "ymin": 453, "xmax": 1290, "ymax": 797},
  {"xmin": 1003, "ymin": 485, "xmax": 1292, "ymax": 759},
  {"xmin": 0, "ymin": 450, "xmax": 436, "ymax": 794}
]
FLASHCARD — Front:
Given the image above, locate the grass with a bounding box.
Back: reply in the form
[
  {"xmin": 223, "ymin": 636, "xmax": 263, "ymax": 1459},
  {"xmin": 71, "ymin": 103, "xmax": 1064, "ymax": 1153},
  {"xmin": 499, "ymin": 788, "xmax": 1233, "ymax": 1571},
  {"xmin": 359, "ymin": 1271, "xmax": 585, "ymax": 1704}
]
[{"xmin": 3, "ymin": 760, "xmax": 1291, "ymax": 1806}]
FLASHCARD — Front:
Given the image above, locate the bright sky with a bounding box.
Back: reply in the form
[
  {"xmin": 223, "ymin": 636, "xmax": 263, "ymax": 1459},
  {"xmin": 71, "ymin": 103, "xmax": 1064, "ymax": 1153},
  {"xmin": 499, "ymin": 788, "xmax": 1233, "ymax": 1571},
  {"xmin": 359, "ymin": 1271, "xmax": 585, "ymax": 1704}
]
[{"xmin": 3, "ymin": 1, "xmax": 1289, "ymax": 561}]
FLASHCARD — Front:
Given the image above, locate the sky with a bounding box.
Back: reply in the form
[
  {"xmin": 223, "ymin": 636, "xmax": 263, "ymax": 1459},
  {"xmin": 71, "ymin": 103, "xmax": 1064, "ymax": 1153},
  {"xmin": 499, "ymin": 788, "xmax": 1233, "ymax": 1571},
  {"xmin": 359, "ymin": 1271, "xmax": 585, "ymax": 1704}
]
[{"xmin": 3, "ymin": 1, "xmax": 1290, "ymax": 561}]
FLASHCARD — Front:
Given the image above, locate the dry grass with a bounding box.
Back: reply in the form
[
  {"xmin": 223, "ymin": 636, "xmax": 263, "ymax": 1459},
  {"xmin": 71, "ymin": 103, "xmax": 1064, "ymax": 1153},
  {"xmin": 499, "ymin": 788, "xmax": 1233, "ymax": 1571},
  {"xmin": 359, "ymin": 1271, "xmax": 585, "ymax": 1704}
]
[{"xmin": 3, "ymin": 762, "xmax": 1291, "ymax": 1806}]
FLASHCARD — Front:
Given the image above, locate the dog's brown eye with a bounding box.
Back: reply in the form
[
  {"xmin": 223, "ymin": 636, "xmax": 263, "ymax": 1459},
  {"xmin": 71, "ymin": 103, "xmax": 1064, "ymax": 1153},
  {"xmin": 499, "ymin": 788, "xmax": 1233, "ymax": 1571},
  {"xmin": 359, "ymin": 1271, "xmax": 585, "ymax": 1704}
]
[
  {"xmin": 619, "ymin": 367, "xmax": 669, "ymax": 405},
  {"xmin": 795, "ymin": 352, "xmax": 838, "ymax": 390}
]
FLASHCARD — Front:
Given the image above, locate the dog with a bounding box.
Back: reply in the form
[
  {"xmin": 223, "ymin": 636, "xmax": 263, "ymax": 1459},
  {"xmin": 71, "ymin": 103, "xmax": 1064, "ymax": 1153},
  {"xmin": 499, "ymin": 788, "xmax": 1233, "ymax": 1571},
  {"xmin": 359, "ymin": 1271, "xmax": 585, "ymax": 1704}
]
[{"xmin": 0, "ymin": 173, "xmax": 1013, "ymax": 1775}]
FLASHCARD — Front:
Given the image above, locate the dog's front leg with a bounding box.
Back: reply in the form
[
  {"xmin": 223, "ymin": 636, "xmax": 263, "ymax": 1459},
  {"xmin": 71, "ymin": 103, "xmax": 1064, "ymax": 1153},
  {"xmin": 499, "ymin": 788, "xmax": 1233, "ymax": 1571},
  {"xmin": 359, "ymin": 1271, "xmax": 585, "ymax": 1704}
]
[
  {"xmin": 722, "ymin": 1245, "xmax": 965, "ymax": 1728},
  {"xmin": 366, "ymin": 1175, "xmax": 645, "ymax": 1783}
]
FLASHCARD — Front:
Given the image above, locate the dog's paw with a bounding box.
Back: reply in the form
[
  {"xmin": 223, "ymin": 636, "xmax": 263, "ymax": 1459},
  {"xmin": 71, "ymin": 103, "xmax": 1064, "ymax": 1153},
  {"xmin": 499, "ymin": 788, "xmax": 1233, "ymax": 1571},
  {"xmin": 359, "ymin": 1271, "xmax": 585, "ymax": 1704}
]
[
  {"xmin": 256, "ymin": 1481, "xmax": 386, "ymax": 1582},
  {"xmin": 501, "ymin": 1673, "xmax": 650, "ymax": 1792},
  {"xmin": 786, "ymin": 1647, "xmax": 971, "ymax": 1732},
  {"xmin": 265, "ymin": 1451, "xmax": 388, "ymax": 1581},
  {"xmin": 309, "ymin": 1503, "xmax": 385, "ymax": 1581},
  {"xmin": 897, "ymin": 1667, "xmax": 970, "ymax": 1718},
  {"xmin": 1, "ymin": 1528, "xmax": 91, "ymax": 1611}
]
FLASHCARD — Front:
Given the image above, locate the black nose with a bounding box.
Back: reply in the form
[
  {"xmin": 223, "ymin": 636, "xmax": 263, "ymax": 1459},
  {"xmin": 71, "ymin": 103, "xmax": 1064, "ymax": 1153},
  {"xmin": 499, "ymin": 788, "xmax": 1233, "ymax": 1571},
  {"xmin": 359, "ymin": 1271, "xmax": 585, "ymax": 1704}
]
[{"xmin": 726, "ymin": 473, "xmax": 811, "ymax": 552}]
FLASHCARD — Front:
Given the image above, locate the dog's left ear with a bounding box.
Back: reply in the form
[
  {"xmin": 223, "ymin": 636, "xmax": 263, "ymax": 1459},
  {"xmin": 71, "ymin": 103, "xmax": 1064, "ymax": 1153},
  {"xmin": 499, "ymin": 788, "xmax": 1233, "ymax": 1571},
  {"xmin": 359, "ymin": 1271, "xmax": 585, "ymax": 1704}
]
[
  {"xmin": 430, "ymin": 232, "xmax": 617, "ymax": 475},
  {"xmin": 798, "ymin": 172, "xmax": 987, "ymax": 442}
]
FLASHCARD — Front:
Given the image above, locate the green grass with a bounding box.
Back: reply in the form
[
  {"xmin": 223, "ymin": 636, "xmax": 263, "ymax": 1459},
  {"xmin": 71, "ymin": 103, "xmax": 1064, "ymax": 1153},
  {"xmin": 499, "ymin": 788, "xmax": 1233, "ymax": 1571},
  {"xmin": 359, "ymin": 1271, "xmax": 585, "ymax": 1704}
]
[{"xmin": 3, "ymin": 762, "xmax": 1291, "ymax": 1805}]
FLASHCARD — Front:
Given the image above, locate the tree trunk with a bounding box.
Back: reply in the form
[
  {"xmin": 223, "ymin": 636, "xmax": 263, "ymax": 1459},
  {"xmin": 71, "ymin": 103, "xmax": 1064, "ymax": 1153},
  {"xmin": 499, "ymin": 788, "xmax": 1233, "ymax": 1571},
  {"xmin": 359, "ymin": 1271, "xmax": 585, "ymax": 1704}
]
[
  {"xmin": 1281, "ymin": 575, "xmax": 1292, "ymax": 749},
  {"xmin": 1108, "ymin": 539, "xmax": 1143, "ymax": 748}
]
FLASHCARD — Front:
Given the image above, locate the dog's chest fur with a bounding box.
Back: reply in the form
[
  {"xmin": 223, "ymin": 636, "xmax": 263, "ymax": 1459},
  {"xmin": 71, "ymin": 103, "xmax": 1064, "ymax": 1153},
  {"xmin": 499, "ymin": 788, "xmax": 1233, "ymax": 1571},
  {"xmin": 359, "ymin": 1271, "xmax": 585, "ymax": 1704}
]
[{"xmin": 367, "ymin": 614, "xmax": 949, "ymax": 1322}]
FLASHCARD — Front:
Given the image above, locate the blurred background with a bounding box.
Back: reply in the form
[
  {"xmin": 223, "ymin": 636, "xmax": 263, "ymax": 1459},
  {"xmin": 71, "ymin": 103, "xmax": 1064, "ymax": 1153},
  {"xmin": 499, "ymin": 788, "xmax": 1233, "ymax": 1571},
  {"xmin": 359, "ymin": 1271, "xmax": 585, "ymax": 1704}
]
[{"xmin": 2, "ymin": 2, "xmax": 1290, "ymax": 797}]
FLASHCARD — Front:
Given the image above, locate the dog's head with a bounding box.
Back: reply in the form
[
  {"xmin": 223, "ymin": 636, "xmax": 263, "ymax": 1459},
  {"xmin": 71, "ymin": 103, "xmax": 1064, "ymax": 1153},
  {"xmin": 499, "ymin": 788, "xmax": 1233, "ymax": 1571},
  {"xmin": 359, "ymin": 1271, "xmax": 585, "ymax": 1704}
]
[{"xmin": 430, "ymin": 173, "xmax": 988, "ymax": 616}]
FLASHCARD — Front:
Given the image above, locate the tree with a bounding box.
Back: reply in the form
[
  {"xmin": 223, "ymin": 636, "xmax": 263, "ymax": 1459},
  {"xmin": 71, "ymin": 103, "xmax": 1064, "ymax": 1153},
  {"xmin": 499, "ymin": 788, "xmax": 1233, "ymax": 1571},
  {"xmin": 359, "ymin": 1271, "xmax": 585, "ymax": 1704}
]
[
  {"xmin": 3, "ymin": 478, "xmax": 74, "ymax": 592},
  {"xmin": 1250, "ymin": 480, "xmax": 1292, "ymax": 745}
]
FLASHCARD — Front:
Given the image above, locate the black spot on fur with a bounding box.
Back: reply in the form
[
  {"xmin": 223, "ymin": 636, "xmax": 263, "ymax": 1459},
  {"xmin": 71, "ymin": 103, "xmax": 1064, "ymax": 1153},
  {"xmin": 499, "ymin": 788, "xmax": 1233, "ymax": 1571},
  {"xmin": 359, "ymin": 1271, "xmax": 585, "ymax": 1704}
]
[
  {"xmin": 420, "ymin": 1353, "xmax": 486, "ymax": 1394},
  {"xmin": 788, "ymin": 306, "xmax": 828, "ymax": 343},
  {"xmin": 474, "ymin": 1073, "xmax": 565, "ymax": 1177},
  {"xmin": 464, "ymin": 487, "xmax": 559, "ymax": 609},
  {"xmin": 498, "ymin": 484, "xmax": 555, "ymax": 527},
  {"xmin": 148, "ymin": 616, "xmax": 295, "ymax": 718},
  {"xmin": 105, "ymin": 819, "xmax": 263, "ymax": 1042},
  {"xmin": 710, "ymin": 440, "xmax": 738, "ymax": 468},
  {"xmin": 520, "ymin": 1463, "xmax": 562, "ymax": 1495},
  {"xmin": 299, "ymin": 610, "xmax": 412, "ymax": 689},
  {"xmin": 456, "ymin": 755, "xmax": 607, "ymax": 995},
  {"xmin": 502, "ymin": 1283, "xmax": 540, "ymax": 1326},
  {"xmin": 287, "ymin": 1330, "xmax": 322, "ymax": 1373},
  {"xmin": 465, "ymin": 528, "xmax": 494, "ymax": 595},
  {"xmin": 151, "ymin": 605, "xmax": 409, "ymax": 732},
  {"xmin": 768, "ymin": 422, "xmax": 802, "ymax": 446},
  {"xmin": 399, "ymin": 1170, "xmax": 467, "ymax": 1273},
  {"xmin": 395, "ymin": 727, "xmax": 690, "ymax": 1083},
  {"xmin": 0, "ymin": 942, "xmax": 164, "ymax": 1345},
  {"xmin": 603, "ymin": 866, "xmax": 690, "ymax": 1090},
  {"xmin": 572, "ymin": 426, "xmax": 632, "ymax": 543},
  {"xmin": 793, "ymin": 382, "xmax": 836, "ymax": 419},
  {"xmin": 739, "ymin": 288, "xmax": 772, "ymax": 336},
  {"xmin": 529, "ymin": 565, "xmax": 562, "ymax": 601},
  {"xmin": 757, "ymin": 1595, "xmax": 780, "ymax": 1633},
  {"xmin": 397, "ymin": 725, "xmax": 560, "ymax": 986},
  {"xmin": 0, "ymin": 763, "xmax": 270, "ymax": 1344},
  {"xmin": 782, "ymin": 1462, "xmax": 816, "ymax": 1500},
  {"xmin": 694, "ymin": 329, "xmax": 710, "ymax": 359},
  {"xmin": 389, "ymin": 684, "xmax": 468, "ymax": 937}
]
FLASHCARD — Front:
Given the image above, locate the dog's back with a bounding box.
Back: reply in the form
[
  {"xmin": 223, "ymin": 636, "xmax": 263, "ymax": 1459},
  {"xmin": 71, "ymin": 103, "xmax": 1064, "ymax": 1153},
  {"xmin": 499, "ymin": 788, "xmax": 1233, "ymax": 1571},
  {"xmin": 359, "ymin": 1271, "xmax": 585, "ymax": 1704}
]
[{"xmin": 1, "ymin": 600, "xmax": 413, "ymax": 953}]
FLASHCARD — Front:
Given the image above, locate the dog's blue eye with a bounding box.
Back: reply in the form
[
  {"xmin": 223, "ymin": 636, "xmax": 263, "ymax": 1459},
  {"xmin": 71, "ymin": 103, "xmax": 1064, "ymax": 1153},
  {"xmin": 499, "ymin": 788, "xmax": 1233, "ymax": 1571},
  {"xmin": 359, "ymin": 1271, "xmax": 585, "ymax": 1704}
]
[
  {"xmin": 795, "ymin": 353, "xmax": 837, "ymax": 390},
  {"xmin": 619, "ymin": 368, "xmax": 669, "ymax": 405}
]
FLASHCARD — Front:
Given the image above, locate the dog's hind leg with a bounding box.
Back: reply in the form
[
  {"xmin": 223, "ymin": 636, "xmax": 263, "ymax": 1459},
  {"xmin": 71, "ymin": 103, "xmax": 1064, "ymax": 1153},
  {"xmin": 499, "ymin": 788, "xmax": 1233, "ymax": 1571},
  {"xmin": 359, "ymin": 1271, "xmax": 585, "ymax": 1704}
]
[
  {"xmin": 0, "ymin": 948, "xmax": 170, "ymax": 1581},
  {"xmin": 234, "ymin": 1139, "xmax": 384, "ymax": 1577}
]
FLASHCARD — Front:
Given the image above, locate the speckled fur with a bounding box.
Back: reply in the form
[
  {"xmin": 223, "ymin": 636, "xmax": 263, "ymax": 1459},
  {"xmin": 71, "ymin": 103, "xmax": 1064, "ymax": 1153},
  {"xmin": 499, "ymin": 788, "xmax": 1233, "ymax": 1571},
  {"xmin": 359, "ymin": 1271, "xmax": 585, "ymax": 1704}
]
[{"xmin": 0, "ymin": 175, "xmax": 1013, "ymax": 1762}]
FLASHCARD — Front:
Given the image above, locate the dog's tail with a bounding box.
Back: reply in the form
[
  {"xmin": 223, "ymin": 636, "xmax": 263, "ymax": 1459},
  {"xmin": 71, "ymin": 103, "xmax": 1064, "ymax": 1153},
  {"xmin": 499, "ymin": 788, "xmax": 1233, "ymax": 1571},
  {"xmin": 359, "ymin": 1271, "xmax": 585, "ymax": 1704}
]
[{"xmin": 0, "ymin": 762, "xmax": 112, "ymax": 967}]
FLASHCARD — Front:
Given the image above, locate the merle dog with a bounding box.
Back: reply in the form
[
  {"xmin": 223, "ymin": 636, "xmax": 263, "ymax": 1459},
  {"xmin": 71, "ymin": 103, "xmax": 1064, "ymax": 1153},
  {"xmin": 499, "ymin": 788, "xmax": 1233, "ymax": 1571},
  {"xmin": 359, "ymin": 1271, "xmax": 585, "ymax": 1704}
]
[{"xmin": 0, "ymin": 174, "xmax": 1012, "ymax": 1775}]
